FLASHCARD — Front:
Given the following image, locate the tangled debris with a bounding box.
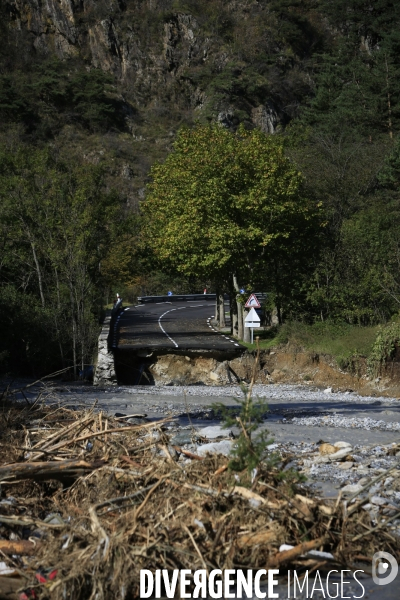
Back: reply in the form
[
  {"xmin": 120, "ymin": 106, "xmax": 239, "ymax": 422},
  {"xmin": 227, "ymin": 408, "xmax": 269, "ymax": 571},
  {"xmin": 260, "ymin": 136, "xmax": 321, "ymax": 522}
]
[{"xmin": 0, "ymin": 385, "xmax": 399, "ymax": 599}]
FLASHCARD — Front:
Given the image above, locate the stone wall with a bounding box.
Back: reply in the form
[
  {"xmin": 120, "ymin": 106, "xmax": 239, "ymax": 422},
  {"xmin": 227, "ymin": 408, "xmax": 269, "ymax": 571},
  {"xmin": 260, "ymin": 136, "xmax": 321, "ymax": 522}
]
[{"xmin": 93, "ymin": 312, "xmax": 117, "ymax": 386}]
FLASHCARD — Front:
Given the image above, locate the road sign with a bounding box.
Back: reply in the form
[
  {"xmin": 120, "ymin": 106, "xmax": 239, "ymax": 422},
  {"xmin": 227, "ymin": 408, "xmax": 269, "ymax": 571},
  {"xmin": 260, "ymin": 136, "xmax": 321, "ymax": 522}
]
[
  {"xmin": 167, "ymin": 291, "xmax": 173, "ymax": 296},
  {"xmin": 239, "ymin": 288, "xmax": 245, "ymax": 294},
  {"xmin": 245, "ymin": 293, "xmax": 261, "ymax": 308},
  {"xmin": 244, "ymin": 307, "xmax": 260, "ymax": 327},
  {"xmin": 245, "ymin": 306, "xmax": 260, "ymax": 343}
]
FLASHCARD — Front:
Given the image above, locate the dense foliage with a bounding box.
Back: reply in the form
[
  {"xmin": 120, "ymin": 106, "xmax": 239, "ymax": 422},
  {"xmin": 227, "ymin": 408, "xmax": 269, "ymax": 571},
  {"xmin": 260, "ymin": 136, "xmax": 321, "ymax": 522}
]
[
  {"xmin": 1, "ymin": 0, "xmax": 400, "ymax": 373},
  {"xmin": 0, "ymin": 145, "xmax": 128, "ymax": 375},
  {"xmin": 143, "ymin": 124, "xmax": 320, "ymax": 329}
]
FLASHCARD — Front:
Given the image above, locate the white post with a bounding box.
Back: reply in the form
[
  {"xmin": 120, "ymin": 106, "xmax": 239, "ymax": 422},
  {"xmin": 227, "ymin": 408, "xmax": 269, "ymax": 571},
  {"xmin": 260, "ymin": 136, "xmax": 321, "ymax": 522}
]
[{"xmin": 251, "ymin": 327, "xmax": 253, "ymax": 344}]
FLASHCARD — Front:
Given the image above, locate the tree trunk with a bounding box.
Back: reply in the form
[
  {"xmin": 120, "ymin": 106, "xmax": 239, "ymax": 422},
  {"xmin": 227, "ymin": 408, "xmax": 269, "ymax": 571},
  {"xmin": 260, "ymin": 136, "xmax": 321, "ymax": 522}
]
[
  {"xmin": 218, "ymin": 291, "xmax": 226, "ymax": 327},
  {"xmin": 233, "ymin": 274, "xmax": 244, "ymax": 340},
  {"xmin": 0, "ymin": 459, "xmax": 104, "ymax": 482},
  {"xmin": 69, "ymin": 283, "xmax": 77, "ymax": 379},
  {"xmin": 231, "ymin": 310, "xmax": 238, "ymax": 337},
  {"xmin": 229, "ymin": 277, "xmax": 238, "ymax": 336},
  {"xmin": 243, "ymin": 308, "xmax": 251, "ymax": 343},
  {"xmin": 27, "ymin": 230, "xmax": 45, "ymax": 308},
  {"xmin": 54, "ymin": 268, "xmax": 65, "ymax": 367},
  {"xmin": 385, "ymin": 54, "xmax": 393, "ymax": 139},
  {"xmin": 276, "ymin": 303, "xmax": 282, "ymax": 325}
]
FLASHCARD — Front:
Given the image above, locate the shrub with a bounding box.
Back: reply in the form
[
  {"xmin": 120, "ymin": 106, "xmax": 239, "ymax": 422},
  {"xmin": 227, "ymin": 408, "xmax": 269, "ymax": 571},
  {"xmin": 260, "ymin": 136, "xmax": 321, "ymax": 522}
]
[
  {"xmin": 367, "ymin": 320, "xmax": 400, "ymax": 376},
  {"xmin": 212, "ymin": 339, "xmax": 274, "ymax": 473}
]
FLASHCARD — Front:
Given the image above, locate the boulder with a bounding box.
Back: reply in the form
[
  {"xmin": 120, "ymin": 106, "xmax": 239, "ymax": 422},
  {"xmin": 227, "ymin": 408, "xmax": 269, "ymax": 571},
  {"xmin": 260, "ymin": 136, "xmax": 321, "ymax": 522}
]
[
  {"xmin": 197, "ymin": 440, "xmax": 233, "ymax": 457},
  {"xmin": 198, "ymin": 425, "xmax": 232, "ymax": 439}
]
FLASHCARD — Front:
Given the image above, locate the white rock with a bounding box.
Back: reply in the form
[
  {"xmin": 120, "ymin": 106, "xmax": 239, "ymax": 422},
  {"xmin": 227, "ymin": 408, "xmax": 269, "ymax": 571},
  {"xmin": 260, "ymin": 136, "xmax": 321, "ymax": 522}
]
[
  {"xmin": 370, "ymin": 495, "xmax": 387, "ymax": 506},
  {"xmin": 198, "ymin": 425, "xmax": 232, "ymax": 439},
  {"xmin": 197, "ymin": 440, "xmax": 233, "ymax": 457},
  {"xmin": 324, "ymin": 387, "xmax": 332, "ymax": 394},
  {"xmin": 334, "ymin": 441, "xmax": 352, "ymax": 449},
  {"xmin": 357, "ymin": 468, "xmax": 370, "ymax": 476},
  {"xmin": 194, "ymin": 518, "xmax": 205, "ymax": 529},
  {"xmin": 338, "ymin": 462, "xmax": 354, "ymax": 470},
  {"xmin": 358, "ymin": 478, "xmax": 370, "ymax": 486},
  {"xmin": 313, "ymin": 456, "xmax": 330, "ymax": 464},
  {"xmin": 0, "ymin": 562, "xmax": 16, "ymax": 575},
  {"xmin": 341, "ymin": 484, "xmax": 363, "ymax": 494},
  {"xmin": 328, "ymin": 448, "xmax": 352, "ymax": 461}
]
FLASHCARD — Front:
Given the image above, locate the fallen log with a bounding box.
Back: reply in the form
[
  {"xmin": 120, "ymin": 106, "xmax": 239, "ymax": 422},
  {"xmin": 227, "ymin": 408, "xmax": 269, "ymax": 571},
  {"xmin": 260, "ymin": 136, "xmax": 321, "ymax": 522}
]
[
  {"xmin": 0, "ymin": 539, "xmax": 39, "ymax": 555},
  {"xmin": 0, "ymin": 459, "xmax": 105, "ymax": 482},
  {"xmin": 267, "ymin": 537, "xmax": 328, "ymax": 568},
  {"xmin": 236, "ymin": 525, "xmax": 284, "ymax": 548},
  {"xmin": 0, "ymin": 514, "xmax": 66, "ymax": 529},
  {"xmin": 173, "ymin": 446, "xmax": 203, "ymax": 460}
]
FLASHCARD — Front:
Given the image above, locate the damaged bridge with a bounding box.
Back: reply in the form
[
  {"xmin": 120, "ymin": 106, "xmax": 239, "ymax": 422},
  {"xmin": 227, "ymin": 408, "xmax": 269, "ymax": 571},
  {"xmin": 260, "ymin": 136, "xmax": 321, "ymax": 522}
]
[{"xmin": 94, "ymin": 297, "xmax": 247, "ymax": 386}]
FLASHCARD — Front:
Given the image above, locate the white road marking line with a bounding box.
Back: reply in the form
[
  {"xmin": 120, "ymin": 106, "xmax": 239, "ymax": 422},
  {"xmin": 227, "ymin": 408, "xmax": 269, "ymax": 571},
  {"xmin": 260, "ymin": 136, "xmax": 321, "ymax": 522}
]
[
  {"xmin": 158, "ymin": 309, "xmax": 179, "ymax": 348},
  {"xmin": 234, "ymin": 343, "xmax": 239, "ymax": 346}
]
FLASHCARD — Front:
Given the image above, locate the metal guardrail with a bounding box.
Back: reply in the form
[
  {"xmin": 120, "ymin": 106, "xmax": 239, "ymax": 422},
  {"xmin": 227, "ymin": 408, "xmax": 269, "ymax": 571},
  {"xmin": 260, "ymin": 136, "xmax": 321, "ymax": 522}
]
[
  {"xmin": 137, "ymin": 294, "xmax": 219, "ymax": 303},
  {"xmin": 137, "ymin": 293, "xmax": 267, "ymax": 304}
]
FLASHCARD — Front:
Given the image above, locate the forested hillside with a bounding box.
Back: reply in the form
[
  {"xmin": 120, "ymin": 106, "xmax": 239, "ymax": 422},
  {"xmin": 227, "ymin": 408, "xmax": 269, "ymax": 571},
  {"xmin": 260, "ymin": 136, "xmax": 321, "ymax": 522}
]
[{"xmin": 1, "ymin": 0, "xmax": 400, "ymax": 375}]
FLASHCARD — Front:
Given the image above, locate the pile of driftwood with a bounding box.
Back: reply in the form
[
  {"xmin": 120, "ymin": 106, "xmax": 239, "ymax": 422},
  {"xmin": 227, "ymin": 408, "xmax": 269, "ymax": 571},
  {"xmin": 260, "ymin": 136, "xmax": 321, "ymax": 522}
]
[{"xmin": 0, "ymin": 384, "xmax": 399, "ymax": 599}]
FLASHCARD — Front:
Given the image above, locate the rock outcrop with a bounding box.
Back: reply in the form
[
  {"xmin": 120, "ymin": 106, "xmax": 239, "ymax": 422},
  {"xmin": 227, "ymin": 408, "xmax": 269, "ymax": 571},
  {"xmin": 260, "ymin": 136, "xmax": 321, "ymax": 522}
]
[{"xmin": 4, "ymin": 0, "xmax": 314, "ymax": 131}]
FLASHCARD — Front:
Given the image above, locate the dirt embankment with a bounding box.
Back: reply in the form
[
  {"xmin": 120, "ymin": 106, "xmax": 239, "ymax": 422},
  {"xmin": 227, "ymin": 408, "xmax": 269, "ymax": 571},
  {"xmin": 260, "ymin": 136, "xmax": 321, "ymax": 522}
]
[{"xmin": 145, "ymin": 346, "xmax": 400, "ymax": 397}]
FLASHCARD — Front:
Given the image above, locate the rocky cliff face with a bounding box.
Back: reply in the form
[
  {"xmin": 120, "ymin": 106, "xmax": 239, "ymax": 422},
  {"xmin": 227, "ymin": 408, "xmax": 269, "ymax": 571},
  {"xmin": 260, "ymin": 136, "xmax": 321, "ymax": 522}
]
[
  {"xmin": 4, "ymin": 0, "xmax": 318, "ymax": 133},
  {"xmin": 7, "ymin": 0, "xmax": 78, "ymax": 58},
  {"xmin": 1, "ymin": 0, "xmax": 323, "ymax": 209}
]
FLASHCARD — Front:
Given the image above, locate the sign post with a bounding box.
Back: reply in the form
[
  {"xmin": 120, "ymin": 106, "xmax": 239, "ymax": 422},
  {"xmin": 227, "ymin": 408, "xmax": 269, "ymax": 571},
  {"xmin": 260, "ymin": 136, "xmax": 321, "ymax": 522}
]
[{"xmin": 244, "ymin": 307, "xmax": 260, "ymax": 344}]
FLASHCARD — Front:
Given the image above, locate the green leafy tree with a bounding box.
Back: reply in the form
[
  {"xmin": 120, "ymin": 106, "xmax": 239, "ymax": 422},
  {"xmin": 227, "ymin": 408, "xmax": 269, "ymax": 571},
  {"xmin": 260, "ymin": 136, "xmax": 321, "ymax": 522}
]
[
  {"xmin": 0, "ymin": 144, "xmax": 122, "ymax": 375},
  {"xmin": 143, "ymin": 124, "xmax": 319, "ymax": 337}
]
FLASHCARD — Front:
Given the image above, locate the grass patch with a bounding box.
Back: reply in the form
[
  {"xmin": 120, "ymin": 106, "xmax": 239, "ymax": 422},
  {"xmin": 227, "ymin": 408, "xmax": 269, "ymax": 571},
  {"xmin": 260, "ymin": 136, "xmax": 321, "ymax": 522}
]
[
  {"xmin": 240, "ymin": 321, "xmax": 379, "ymax": 367},
  {"xmin": 239, "ymin": 326, "xmax": 281, "ymax": 351}
]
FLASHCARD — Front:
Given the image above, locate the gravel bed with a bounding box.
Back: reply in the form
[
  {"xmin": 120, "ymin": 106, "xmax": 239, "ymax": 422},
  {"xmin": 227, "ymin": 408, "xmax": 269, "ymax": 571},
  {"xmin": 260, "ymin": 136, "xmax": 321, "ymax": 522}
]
[
  {"xmin": 291, "ymin": 415, "xmax": 400, "ymax": 431},
  {"xmin": 119, "ymin": 383, "xmax": 400, "ymax": 404}
]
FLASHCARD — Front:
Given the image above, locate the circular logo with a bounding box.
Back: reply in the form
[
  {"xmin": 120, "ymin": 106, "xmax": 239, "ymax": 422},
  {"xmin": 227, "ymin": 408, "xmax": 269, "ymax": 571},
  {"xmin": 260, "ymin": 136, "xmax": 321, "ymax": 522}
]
[{"xmin": 372, "ymin": 551, "xmax": 398, "ymax": 585}]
